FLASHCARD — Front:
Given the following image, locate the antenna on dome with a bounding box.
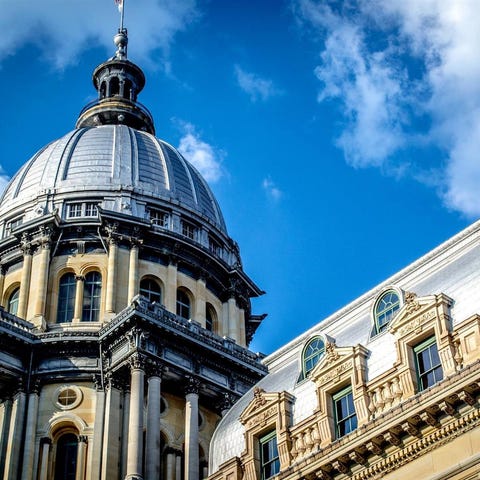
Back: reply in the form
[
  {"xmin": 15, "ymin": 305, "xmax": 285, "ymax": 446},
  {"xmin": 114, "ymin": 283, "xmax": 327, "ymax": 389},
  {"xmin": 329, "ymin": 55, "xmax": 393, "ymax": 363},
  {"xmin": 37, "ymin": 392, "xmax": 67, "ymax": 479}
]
[{"xmin": 114, "ymin": 0, "xmax": 126, "ymax": 32}]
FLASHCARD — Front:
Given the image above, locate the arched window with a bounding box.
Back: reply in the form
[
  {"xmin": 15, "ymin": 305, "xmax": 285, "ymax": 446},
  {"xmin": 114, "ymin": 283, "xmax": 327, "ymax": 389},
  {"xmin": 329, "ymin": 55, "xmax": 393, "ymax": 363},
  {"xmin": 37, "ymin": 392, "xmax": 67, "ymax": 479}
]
[
  {"xmin": 302, "ymin": 336, "xmax": 325, "ymax": 377},
  {"xmin": 82, "ymin": 272, "xmax": 102, "ymax": 322},
  {"xmin": 140, "ymin": 278, "xmax": 162, "ymax": 304},
  {"xmin": 54, "ymin": 433, "xmax": 78, "ymax": 480},
  {"xmin": 205, "ymin": 303, "xmax": 216, "ymax": 332},
  {"xmin": 57, "ymin": 273, "xmax": 76, "ymax": 323},
  {"xmin": 110, "ymin": 77, "xmax": 120, "ymax": 96},
  {"xmin": 374, "ymin": 290, "xmax": 400, "ymax": 335},
  {"xmin": 7, "ymin": 287, "xmax": 19, "ymax": 315},
  {"xmin": 176, "ymin": 289, "xmax": 191, "ymax": 319}
]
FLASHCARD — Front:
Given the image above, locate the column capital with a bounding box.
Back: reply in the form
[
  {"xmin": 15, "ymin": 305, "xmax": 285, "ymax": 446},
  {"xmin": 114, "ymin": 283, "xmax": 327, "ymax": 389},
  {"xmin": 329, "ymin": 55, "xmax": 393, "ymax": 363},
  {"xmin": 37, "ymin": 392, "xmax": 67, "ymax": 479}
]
[
  {"xmin": 129, "ymin": 352, "xmax": 147, "ymax": 371},
  {"xmin": 40, "ymin": 437, "xmax": 52, "ymax": 446},
  {"xmin": 78, "ymin": 435, "xmax": 88, "ymax": 444},
  {"xmin": 146, "ymin": 361, "xmax": 165, "ymax": 379},
  {"xmin": 130, "ymin": 237, "xmax": 143, "ymax": 249},
  {"xmin": 92, "ymin": 373, "xmax": 104, "ymax": 392},
  {"xmin": 185, "ymin": 376, "xmax": 201, "ymax": 396},
  {"xmin": 20, "ymin": 234, "xmax": 33, "ymax": 255}
]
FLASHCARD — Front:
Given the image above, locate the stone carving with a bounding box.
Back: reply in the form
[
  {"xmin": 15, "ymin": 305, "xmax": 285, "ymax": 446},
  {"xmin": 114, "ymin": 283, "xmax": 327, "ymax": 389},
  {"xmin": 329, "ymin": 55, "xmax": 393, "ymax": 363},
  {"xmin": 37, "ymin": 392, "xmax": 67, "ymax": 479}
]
[
  {"xmin": 324, "ymin": 342, "xmax": 340, "ymax": 365},
  {"xmin": 252, "ymin": 387, "xmax": 267, "ymax": 409},
  {"xmin": 404, "ymin": 291, "xmax": 421, "ymax": 314}
]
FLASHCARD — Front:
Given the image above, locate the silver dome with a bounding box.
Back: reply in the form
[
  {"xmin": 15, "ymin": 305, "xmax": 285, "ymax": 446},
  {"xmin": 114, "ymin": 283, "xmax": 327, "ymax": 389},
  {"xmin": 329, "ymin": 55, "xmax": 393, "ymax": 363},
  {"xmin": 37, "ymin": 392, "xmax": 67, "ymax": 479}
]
[{"xmin": 0, "ymin": 125, "xmax": 226, "ymax": 232}]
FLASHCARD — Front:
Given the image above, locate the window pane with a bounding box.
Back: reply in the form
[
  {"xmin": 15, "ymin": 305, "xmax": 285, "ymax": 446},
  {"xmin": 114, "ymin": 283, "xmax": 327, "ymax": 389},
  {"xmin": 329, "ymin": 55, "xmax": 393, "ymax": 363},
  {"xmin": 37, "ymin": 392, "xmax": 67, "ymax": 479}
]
[
  {"xmin": 82, "ymin": 272, "xmax": 102, "ymax": 322},
  {"xmin": 333, "ymin": 387, "xmax": 357, "ymax": 438},
  {"xmin": 374, "ymin": 291, "xmax": 400, "ymax": 335},
  {"xmin": 176, "ymin": 290, "xmax": 191, "ymax": 319},
  {"xmin": 414, "ymin": 337, "xmax": 443, "ymax": 391},
  {"xmin": 140, "ymin": 278, "xmax": 162, "ymax": 303},
  {"xmin": 57, "ymin": 274, "xmax": 76, "ymax": 323},
  {"xmin": 260, "ymin": 432, "xmax": 280, "ymax": 480},
  {"xmin": 303, "ymin": 337, "xmax": 325, "ymax": 376},
  {"xmin": 7, "ymin": 288, "xmax": 20, "ymax": 315}
]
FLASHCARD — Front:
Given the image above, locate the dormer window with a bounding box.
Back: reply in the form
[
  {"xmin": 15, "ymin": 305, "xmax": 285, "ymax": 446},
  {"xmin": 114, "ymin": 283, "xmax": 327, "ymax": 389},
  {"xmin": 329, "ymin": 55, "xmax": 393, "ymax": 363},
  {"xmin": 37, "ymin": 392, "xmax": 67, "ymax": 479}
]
[
  {"xmin": 149, "ymin": 209, "xmax": 169, "ymax": 228},
  {"xmin": 302, "ymin": 336, "xmax": 325, "ymax": 377},
  {"xmin": 181, "ymin": 220, "xmax": 197, "ymax": 240},
  {"xmin": 372, "ymin": 290, "xmax": 401, "ymax": 336},
  {"xmin": 66, "ymin": 202, "xmax": 98, "ymax": 219}
]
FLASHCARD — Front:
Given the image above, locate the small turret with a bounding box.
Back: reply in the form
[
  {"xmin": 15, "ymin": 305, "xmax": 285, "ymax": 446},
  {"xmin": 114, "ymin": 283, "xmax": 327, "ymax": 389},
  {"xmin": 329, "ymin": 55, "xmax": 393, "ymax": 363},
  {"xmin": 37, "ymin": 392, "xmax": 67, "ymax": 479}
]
[{"xmin": 76, "ymin": 28, "xmax": 155, "ymax": 134}]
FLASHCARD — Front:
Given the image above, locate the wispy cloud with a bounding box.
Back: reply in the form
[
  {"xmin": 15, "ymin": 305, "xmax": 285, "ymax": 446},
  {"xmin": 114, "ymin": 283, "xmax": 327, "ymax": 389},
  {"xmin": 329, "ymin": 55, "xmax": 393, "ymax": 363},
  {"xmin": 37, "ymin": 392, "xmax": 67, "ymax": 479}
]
[
  {"xmin": 262, "ymin": 177, "xmax": 283, "ymax": 201},
  {"xmin": 177, "ymin": 122, "xmax": 224, "ymax": 183},
  {"xmin": 234, "ymin": 65, "xmax": 282, "ymax": 102},
  {"xmin": 0, "ymin": 0, "xmax": 199, "ymax": 69},
  {"xmin": 293, "ymin": 0, "xmax": 480, "ymax": 217}
]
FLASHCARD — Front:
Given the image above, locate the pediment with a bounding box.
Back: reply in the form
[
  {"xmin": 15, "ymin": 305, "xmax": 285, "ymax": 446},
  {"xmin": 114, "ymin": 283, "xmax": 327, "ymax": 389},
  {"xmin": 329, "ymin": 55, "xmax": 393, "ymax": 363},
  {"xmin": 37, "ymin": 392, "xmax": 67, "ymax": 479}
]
[
  {"xmin": 388, "ymin": 291, "xmax": 453, "ymax": 336},
  {"xmin": 240, "ymin": 388, "xmax": 282, "ymax": 424}
]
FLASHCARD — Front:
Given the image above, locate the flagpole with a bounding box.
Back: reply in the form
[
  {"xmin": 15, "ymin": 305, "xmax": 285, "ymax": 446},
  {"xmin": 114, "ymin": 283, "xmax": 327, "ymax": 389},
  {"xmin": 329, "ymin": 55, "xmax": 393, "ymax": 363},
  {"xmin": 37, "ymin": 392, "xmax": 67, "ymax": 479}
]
[{"xmin": 120, "ymin": 0, "xmax": 125, "ymax": 31}]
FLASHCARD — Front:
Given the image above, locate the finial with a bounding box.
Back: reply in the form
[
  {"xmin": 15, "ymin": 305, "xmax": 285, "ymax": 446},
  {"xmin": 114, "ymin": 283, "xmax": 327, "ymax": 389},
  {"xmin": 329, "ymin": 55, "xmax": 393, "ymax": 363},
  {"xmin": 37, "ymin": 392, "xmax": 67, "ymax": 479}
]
[
  {"xmin": 114, "ymin": 0, "xmax": 125, "ymax": 31},
  {"xmin": 114, "ymin": 29, "xmax": 128, "ymax": 60}
]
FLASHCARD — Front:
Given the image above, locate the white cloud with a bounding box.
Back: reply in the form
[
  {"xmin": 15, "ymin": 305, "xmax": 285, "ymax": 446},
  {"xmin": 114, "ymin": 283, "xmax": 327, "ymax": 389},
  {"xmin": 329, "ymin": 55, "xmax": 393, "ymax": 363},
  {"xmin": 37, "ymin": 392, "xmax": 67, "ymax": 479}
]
[
  {"xmin": 177, "ymin": 123, "xmax": 223, "ymax": 183},
  {"xmin": 234, "ymin": 65, "xmax": 282, "ymax": 102},
  {"xmin": 294, "ymin": 0, "xmax": 480, "ymax": 217},
  {"xmin": 0, "ymin": 0, "xmax": 198, "ymax": 69},
  {"xmin": 262, "ymin": 177, "xmax": 282, "ymax": 201}
]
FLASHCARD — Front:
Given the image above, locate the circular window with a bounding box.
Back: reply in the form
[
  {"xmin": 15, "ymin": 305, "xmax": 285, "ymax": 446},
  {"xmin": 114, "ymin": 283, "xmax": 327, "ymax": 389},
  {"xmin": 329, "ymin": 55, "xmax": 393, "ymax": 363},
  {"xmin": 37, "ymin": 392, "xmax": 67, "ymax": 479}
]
[{"xmin": 54, "ymin": 385, "xmax": 83, "ymax": 410}]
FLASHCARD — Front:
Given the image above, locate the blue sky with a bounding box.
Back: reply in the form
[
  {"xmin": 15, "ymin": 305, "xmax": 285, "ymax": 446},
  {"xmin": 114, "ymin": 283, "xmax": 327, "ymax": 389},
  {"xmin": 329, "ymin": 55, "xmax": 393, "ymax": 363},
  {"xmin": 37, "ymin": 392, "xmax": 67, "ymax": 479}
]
[{"xmin": 0, "ymin": 0, "xmax": 476, "ymax": 354}]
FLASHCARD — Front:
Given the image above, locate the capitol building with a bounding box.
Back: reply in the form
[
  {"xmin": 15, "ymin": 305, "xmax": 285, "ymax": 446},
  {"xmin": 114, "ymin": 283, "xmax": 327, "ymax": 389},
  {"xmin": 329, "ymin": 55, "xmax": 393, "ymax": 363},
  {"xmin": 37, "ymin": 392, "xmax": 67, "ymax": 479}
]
[{"xmin": 1, "ymin": 17, "xmax": 480, "ymax": 480}]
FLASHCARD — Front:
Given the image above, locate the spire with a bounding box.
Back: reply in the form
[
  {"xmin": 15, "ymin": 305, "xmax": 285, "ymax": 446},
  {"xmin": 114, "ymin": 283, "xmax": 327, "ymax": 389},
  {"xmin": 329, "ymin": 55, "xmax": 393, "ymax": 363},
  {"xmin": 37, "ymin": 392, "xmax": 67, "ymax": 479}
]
[{"xmin": 76, "ymin": 20, "xmax": 155, "ymax": 134}]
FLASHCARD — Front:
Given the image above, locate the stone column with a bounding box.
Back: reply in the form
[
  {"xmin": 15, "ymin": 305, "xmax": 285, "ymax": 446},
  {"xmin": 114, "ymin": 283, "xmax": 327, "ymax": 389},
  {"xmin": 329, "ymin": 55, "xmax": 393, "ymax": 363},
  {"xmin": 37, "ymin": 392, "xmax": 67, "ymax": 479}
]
[
  {"xmin": 20, "ymin": 383, "xmax": 40, "ymax": 479},
  {"xmin": 73, "ymin": 275, "xmax": 85, "ymax": 322},
  {"xmin": 0, "ymin": 399, "xmax": 12, "ymax": 476},
  {"xmin": 165, "ymin": 261, "xmax": 177, "ymax": 313},
  {"xmin": 121, "ymin": 389, "xmax": 131, "ymax": 479},
  {"xmin": 125, "ymin": 353, "xmax": 145, "ymax": 480},
  {"xmin": 175, "ymin": 454, "xmax": 182, "ymax": 480},
  {"xmin": 184, "ymin": 378, "xmax": 200, "ymax": 480},
  {"xmin": 166, "ymin": 450, "xmax": 175, "ymax": 480},
  {"xmin": 195, "ymin": 278, "xmax": 206, "ymax": 325},
  {"xmin": 34, "ymin": 230, "xmax": 51, "ymax": 323},
  {"xmin": 101, "ymin": 376, "xmax": 122, "ymax": 480},
  {"xmin": 227, "ymin": 297, "xmax": 238, "ymax": 343},
  {"xmin": 106, "ymin": 237, "xmax": 118, "ymax": 314},
  {"xmin": 90, "ymin": 376, "xmax": 105, "ymax": 479},
  {"xmin": 145, "ymin": 366, "xmax": 163, "ymax": 480},
  {"xmin": 0, "ymin": 265, "xmax": 5, "ymax": 307},
  {"xmin": 76, "ymin": 435, "xmax": 88, "ymax": 480},
  {"xmin": 128, "ymin": 241, "xmax": 140, "ymax": 303},
  {"xmin": 18, "ymin": 239, "xmax": 33, "ymax": 319},
  {"xmin": 3, "ymin": 388, "xmax": 27, "ymax": 480},
  {"xmin": 38, "ymin": 438, "xmax": 51, "ymax": 480}
]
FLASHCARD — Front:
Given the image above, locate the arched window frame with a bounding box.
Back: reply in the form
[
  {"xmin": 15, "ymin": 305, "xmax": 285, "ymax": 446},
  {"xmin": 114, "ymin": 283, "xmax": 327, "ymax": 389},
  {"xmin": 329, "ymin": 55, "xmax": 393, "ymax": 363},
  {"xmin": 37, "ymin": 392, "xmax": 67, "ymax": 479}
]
[
  {"xmin": 82, "ymin": 271, "xmax": 102, "ymax": 322},
  {"xmin": 176, "ymin": 288, "xmax": 192, "ymax": 320},
  {"xmin": 57, "ymin": 272, "xmax": 76, "ymax": 323},
  {"xmin": 140, "ymin": 277, "xmax": 163, "ymax": 304},
  {"xmin": 6, "ymin": 286, "xmax": 20, "ymax": 315},
  {"xmin": 205, "ymin": 303, "xmax": 217, "ymax": 332},
  {"xmin": 301, "ymin": 336, "xmax": 325, "ymax": 378},
  {"xmin": 371, "ymin": 288, "xmax": 403, "ymax": 337}
]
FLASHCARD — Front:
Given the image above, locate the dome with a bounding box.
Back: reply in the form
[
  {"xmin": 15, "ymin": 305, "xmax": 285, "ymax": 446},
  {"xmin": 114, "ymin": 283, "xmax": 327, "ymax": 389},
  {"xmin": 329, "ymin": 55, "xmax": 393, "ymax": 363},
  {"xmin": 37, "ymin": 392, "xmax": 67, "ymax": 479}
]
[{"xmin": 0, "ymin": 124, "xmax": 226, "ymax": 232}]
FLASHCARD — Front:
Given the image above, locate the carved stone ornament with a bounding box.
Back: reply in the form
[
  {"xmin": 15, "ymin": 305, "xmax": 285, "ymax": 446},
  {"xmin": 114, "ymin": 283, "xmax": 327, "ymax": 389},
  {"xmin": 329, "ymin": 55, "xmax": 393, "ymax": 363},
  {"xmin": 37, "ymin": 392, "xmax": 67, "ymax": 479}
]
[
  {"xmin": 185, "ymin": 376, "xmax": 201, "ymax": 395},
  {"xmin": 129, "ymin": 352, "xmax": 146, "ymax": 370},
  {"xmin": 324, "ymin": 342, "xmax": 340, "ymax": 365},
  {"xmin": 404, "ymin": 291, "xmax": 421, "ymax": 314},
  {"xmin": 252, "ymin": 387, "xmax": 267, "ymax": 409}
]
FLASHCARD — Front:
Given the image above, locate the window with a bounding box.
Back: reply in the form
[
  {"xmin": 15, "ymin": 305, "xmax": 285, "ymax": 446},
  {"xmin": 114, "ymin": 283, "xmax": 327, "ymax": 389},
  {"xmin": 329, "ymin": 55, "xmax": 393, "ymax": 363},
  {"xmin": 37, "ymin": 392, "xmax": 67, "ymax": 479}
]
[
  {"xmin": 82, "ymin": 272, "xmax": 102, "ymax": 322},
  {"xmin": 140, "ymin": 278, "xmax": 162, "ymax": 304},
  {"xmin": 181, "ymin": 220, "xmax": 197, "ymax": 240},
  {"xmin": 414, "ymin": 336, "xmax": 443, "ymax": 391},
  {"xmin": 333, "ymin": 386, "xmax": 357, "ymax": 438},
  {"xmin": 7, "ymin": 288, "xmax": 20, "ymax": 315},
  {"xmin": 206, "ymin": 304, "xmax": 216, "ymax": 332},
  {"xmin": 260, "ymin": 431, "xmax": 280, "ymax": 480},
  {"xmin": 54, "ymin": 433, "xmax": 78, "ymax": 480},
  {"xmin": 57, "ymin": 273, "xmax": 76, "ymax": 323},
  {"xmin": 6, "ymin": 217, "xmax": 23, "ymax": 236},
  {"xmin": 374, "ymin": 290, "xmax": 400, "ymax": 335},
  {"xmin": 149, "ymin": 209, "xmax": 169, "ymax": 228},
  {"xmin": 302, "ymin": 336, "xmax": 325, "ymax": 376},
  {"xmin": 176, "ymin": 289, "xmax": 191, "ymax": 319},
  {"xmin": 209, "ymin": 236, "xmax": 221, "ymax": 256},
  {"xmin": 66, "ymin": 202, "xmax": 98, "ymax": 219}
]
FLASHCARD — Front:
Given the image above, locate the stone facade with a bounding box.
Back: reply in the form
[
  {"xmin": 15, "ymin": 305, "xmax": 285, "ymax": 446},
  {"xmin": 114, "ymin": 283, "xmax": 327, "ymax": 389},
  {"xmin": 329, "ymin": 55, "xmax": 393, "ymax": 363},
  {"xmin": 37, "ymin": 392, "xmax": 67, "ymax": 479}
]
[{"xmin": 209, "ymin": 222, "xmax": 480, "ymax": 480}]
